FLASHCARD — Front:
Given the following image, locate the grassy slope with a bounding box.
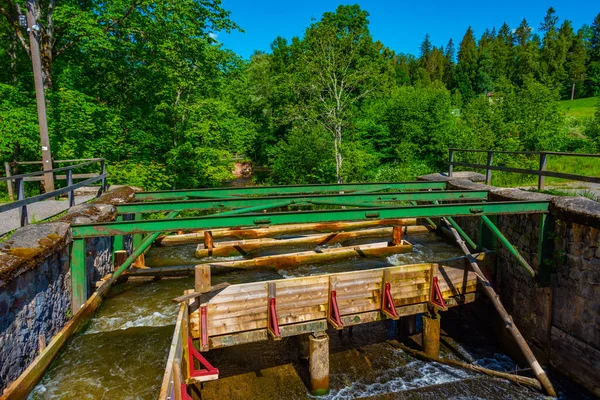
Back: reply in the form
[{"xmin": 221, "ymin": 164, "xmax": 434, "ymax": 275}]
[{"xmin": 558, "ymin": 96, "xmax": 599, "ymax": 119}]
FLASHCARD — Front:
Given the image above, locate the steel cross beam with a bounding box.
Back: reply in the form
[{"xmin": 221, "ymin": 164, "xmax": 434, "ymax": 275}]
[
  {"xmin": 71, "ymin": 201, "xmax": 550, "ymax": 238},
  {"xmin": 134, "ymin": 181, "xmax": 448, "ymax": 200},
  {"xmin": 117, "ymin": 190, "xmax": 489, "ymax": 214}
]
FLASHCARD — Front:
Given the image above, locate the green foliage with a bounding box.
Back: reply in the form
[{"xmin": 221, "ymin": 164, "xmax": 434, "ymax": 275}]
[
  {"xmin": 108, "ymin": 161, "xmax": 172, "ymax": 191},
  {"xmin": 269, "ymin": 128, "xmax": 335, "ymax": 184}
]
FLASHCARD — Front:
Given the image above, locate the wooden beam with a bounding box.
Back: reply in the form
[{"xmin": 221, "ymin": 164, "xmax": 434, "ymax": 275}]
[{"xmin": 156, "ymin": 219, "xmax": 418, "ymax": 246}]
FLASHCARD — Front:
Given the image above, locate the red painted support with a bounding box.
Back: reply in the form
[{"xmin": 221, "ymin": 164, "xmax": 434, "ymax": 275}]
[
  {"xmin": 181, "ymin": 383, "xmax": 193, "ymax": 400},
  {"xmin": 188, "ymin": 337, "xmax": 219, "ymax": 379},
  {"xmin": 328, "ymin": 290, "xmax": 344, "ymax": 329},
  {"xmin": 430, "ymin": 276, "xmax": 447, "ymax": 310},
  {"xmin": 268, "ymin": 297, "xmax": 281, "ymax": 339},
  {"xmin": 381, "ymin": 282, "xmax": 399, "ymax": 319},
  {"xmin": 200, "ymin": 305, "xmax": 209, "ymax": 351}
]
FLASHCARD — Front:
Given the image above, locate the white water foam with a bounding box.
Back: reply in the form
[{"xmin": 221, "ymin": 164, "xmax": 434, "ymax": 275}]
[{"xmin": 318, "ymin": 358, "xmax": 472, "ymax": 400}]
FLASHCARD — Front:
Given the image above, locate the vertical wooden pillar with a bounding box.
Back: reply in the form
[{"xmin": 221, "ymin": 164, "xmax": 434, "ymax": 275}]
[
  {"xmin": 4, "ymin": 162, "xmax": 14, "ymax": 201},
  {"xmin": 70, "ymin": 238, "xmax": 86, "ymax": 313},
  {"xmin": 204, "ymin": 231, "xmax": 214, "ymax": 255},
  {"xmin": 422, "ymin": 310, "xmax": 440, "ymax": 358},
  {"xmin": 309, "ymin": 332, "xmax": 329, "ymax": 396},
  {"xmin": 195, "ymin": 264, "xmax": 211, "ymax": 293},
  {"xmin": 114, "ymin": 250, "xmax": 127, "ymax": 271},
  {"xmin": 391, "ymin": 225, "xmax": 402, "ymax": 246}
]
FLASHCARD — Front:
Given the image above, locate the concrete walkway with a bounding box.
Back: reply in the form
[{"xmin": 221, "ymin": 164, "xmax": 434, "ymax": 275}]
[{"xmin": 0, "ymin": 195, "xmax": 96, "ymax": 236}]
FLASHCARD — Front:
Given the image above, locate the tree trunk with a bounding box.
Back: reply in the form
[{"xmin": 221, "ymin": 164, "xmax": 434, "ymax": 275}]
[{"xmin": 334, "ymin": 125, "xmax": 343, "ymax": 184}]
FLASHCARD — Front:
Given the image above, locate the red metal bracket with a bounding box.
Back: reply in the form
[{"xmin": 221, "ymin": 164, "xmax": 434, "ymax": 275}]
[
  {"xmin": 328, "ymin": 290, "xmax": 344, "ymax": 329},
  {"xmin": 200, "ymin": 306, "xmax": 209, "ymax": 351},
  {"xmin": 181, "ymin": 383, "xmax": 193, "ymax": 400},
  {"xmin": 381, "ymin": 282, "xmax": 399, "ymax": 320},
  {"xmin": 188, "ymin": 337, "xmax": 219, "ymax": 379},
  {"xmin": 268, "ymin": 297, "xmax": 281, "ymax": 339},
  {"xmin": 430, "ymin": 276, "xmax": 447, "ymax": 310}
]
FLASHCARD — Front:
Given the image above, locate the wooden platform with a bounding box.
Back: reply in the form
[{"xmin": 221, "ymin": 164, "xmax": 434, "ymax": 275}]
[{"xmin": 189, "ymin": 258, "xmax": 478, "ymax": 345}]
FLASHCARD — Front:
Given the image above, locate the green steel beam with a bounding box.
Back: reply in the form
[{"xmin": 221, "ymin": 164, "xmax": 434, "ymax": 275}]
[
  {"xmin": 72, "ymin": 201, "xmax": 550, "ymax": 238},
  {"xmin": 132, "ymin": 213, "xmax": 143, "ymax": 251},
  {"xmin": 70, "ymin": 238, "xmax": 86, "ymax": 313},
  {"xmin": 481, "ymin": 215, "xmax": 536, "ymax": 277},
  {"xmin": 211, "ymin": 200, "xmax": 293, "ymax": 216},
  {"xmin": 113, "ymin": 215, "xmax": 124, "ymax": 251},
  {"xmin": 537, "ymin": 214, "xmax": 554, "ymax": 286},
  {"xmin": 445, "ymin": 217, "xmax": 477, "ymax": 250},
  {"xmin": 134, "ymin": 181, "xmax": 448, "ymax": 200},
  {"xmin": 120, "ymin": 190, "xmax": 489, "ymax": 214}
]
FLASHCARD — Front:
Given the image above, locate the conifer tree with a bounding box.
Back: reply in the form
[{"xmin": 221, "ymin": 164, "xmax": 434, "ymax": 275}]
[{"xmin": 456, "ymin": 27, "xmax": 478, "ymax": 99}]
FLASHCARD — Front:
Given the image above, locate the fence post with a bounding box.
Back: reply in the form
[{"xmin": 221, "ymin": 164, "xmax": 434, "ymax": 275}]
[
  {"xmin": 485, "ymin": 151, "xmax": 494, "ymax": 185},
  {"xmin": 448, "ymin": 149, "xmax": 454, "ymax": 177},
  {"xmin": 66, "ymin": 168, "xmax": 75, "ymax": 207},
  {"xmin": 100, "ymin": 159, "xmax": 108, "ymax": 195},
  {"xmin": 538, "ymin": 152, "xmax": 547, "ymax": 191},
  {"xmin": 16, "ymin": 177, "xmax": 28, "ymax": 227},
  {"xmin": 4, "ymin": 162, "xmax": 14, "ymax": 201}
]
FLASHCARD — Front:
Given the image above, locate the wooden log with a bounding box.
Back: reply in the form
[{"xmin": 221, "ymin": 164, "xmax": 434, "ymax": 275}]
[
  {"xmin": 114, "ymin": 250, "xmax": 127, "ymax": 271},
  {"xmin": 393, "ymin": 342, "xmax": 542, "ymax": 392},
  {"xmin": 309, "ymin": 333, "xmax": 330, "ymax": 396},
  {"xmin": 201, "ymin": 241, "xmax": 413, "ymax": 271},
  {"xmin": 443, "ymin": 218, "xmax": 556, "ymax": 397},
  {"xmin": 156, "ymin": 218, "xmax": 418, "ymax": 246},
  {"xmin": 422, "ymin": 311, "xmax": 440, "ymax": 358},
  {"xmin": 195, "ymin": 228, "xmax": 396, "ymax": 257},
  {"xmin": 391, "ymin": 225, "xmax": 402, "ymax": 246}
]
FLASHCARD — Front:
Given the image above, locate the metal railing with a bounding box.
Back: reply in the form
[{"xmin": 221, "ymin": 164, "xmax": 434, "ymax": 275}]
[
  {"xmin": 1, "ymin": 158, "xmax": 108, "ymax": 227},
  {"xmin": 448, "ymin": 149, "xmax": 600, "ymax": 190}
]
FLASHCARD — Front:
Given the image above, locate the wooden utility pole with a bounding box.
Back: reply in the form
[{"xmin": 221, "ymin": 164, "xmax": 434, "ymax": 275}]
[{"xmin": 26, "ymin": 0, "xmax": 54, "ymax": 192}]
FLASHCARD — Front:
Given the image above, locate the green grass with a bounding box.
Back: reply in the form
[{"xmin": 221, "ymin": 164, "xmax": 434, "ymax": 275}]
[
  {"xmin": 455, "ymin": 153, "xmax": 600, "ymax": 192},
  {"xmin": 558, "ymin": 96, "xmax": 599, "ymax": 119}
]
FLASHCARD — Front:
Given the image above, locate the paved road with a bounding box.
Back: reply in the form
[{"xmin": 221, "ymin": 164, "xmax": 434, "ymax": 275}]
[{"xmin": 0, "ymin": 195, "xmax": 96, "ymax": 236}]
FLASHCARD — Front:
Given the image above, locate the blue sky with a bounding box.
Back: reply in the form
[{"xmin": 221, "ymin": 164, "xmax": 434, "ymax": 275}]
[{"xmin": 217, "ymin": 0, "xmax": 599, "ymax": 59}]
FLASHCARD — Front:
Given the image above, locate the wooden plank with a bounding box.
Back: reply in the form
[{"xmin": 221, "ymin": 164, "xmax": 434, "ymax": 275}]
[
  {"xmin": 195, "ymin": 228, "xmax": 396, "ymax": 257},
  {"xmin": 209, "ymin": 329, "xmax": 268, "ymax": 349},
  {"xmin": 203, "ymin": 241, "xmax": 413, "ymax": 271},
  {"xmin": 158, "ymin": 219, "xmax": 418, "ymax": 245},
  {"xmin": 158, "ymin": 302, "xmax": 185, "ymax": 399}
]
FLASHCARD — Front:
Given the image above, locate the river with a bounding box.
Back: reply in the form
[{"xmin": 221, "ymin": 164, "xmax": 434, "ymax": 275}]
[{"xmin": 29, "ymin": 231, "xmax": 592, "ymax": 399}]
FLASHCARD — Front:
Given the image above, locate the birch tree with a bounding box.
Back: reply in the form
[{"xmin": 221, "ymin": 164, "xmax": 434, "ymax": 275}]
[{"xmin": 296, "ymin": 5, "xmax": 388, "ymax": 183}]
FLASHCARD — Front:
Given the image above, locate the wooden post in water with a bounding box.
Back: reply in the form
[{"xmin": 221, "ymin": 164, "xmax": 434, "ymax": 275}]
[
  {"xmin": 114, "ymin": 250, "xmax": 127, "ymax": 271},
  {"xmin": 204, "ymin": 230, "xmax": 214, "ymax": 256},
  {"xmin": 309, "ymin": 332, "xmax": 329, "ymax": 396},
  {"xmin": 422, "ymin": 309, "xmax": 440, "ymax": 358},
  {"xmin": 195, "ymin": 264, "xmax": 211, "ymax": 293},
  {"xmin": 391, "ymin": 225, "xmax": 402, "ymax": 246}
]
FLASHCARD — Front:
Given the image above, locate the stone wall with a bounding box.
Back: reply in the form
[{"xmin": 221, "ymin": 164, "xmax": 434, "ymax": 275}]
[
  {"xmin": 0, "ymin": 187, "xmax": 137, "ymax": 391},
  {"xmin": 420, "ymin": 174, "xmax": 600, "ymax": 395}
]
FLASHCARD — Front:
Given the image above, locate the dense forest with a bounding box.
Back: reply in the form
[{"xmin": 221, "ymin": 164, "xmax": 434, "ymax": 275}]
[{"xmin": 1, "ymin": 1, "xmax": 599, "ymax": 191}]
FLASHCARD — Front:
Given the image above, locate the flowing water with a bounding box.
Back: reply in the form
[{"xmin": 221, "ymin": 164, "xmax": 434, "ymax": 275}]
[{"xmin": 30, "ymin": 231, "xmax": 593, "ymax": 399}]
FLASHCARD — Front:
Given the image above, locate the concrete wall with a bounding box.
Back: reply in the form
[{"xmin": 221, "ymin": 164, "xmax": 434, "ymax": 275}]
[
  {"xmin": 421, "ymin": 175, "xmax": 600, "ymax": 395},
  {"xmin": 0, "ymin": 187, "xmax": 137, "ymax": 391}
]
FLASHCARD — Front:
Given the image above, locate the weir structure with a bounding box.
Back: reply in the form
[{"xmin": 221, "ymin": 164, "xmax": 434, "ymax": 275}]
[{"xmin": 1, "ymin": 181, "xmax": 559, "ymax": 399}]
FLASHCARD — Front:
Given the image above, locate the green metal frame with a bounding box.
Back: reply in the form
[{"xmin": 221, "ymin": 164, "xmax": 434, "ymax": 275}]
[
  {"xmin": 71, "ymin": 201, "xmax": 550, "ymax": 238},
  {"xmin": 481, "ymin": 215, "xmax": 535, "ymax": 277},
  {"xmin": 117, "ymin": 190, "xmax": 489, "ymax": 214},
  {"xmin": 70, "ymin": 238, "xmax": 86, "ymax": 313},
  {"xmin": 134, "ymin": 181, "xmax": 448, "ymax": 200}
]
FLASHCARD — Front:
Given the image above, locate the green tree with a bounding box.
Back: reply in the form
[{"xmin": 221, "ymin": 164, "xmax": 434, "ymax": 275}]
[{"xmin": 455, "ymin": 26, "xmax": 478, "ymax": 99}]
